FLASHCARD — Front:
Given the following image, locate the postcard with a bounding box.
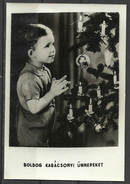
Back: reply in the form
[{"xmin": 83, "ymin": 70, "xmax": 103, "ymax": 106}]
[{"xmin": 4, "ymin": 3, "xmax": 126, "ymax": 181}]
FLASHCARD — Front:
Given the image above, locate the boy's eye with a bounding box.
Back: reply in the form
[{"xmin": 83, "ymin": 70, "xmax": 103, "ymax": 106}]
[
  {"xmin": 45, "ymin": 42, "xmax": 55, "ymax": 48},
  {"xmin": 45, "ymin": 44, "xmax": 50, "ymax": 48}
]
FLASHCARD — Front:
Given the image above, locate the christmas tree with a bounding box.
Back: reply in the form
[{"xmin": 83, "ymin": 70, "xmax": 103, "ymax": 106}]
[{"xmin": 51, "ymin": 12, "xmax": 119, "ymax": 147}]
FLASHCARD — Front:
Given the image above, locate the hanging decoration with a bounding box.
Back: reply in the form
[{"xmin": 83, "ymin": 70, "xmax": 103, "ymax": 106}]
[
  {"xmin": 76, "ymin": 54, "xmax": 90, "ymax": 68},
  {"xmin": 78, "ymin": 123, "xmax": 86, "ymax": 133},
  {"xmin": 94, "ymin": 123, "xmax": 103, "ymax": 133},
  {"xmin": 68, "ymin": 130, "xmax": 73, "ymax": 139}
]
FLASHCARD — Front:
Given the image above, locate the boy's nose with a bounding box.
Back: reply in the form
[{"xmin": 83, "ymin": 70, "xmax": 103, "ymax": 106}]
[{"xmin": 51, "ymin": 45, "xmax": 56, "ymax": 53}]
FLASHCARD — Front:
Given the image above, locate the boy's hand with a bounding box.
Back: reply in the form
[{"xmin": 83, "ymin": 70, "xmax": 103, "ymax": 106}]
[{"xmin": 50, "ymin": 75, "xmax": 70, "ymax": 97}]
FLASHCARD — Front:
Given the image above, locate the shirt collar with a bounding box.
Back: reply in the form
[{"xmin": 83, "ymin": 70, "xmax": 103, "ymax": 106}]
[{"xmin": 24, "ymin": 62, "xmax": 47, "ymax": 76}]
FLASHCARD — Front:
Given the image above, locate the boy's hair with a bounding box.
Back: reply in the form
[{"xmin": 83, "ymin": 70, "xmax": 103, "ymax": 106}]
[
  {"xmin": 19, "ymin": 24, "xmax": 53, "ymax": 60},
  {"xmin": 19, "ymin": 23, "xmax": 52, "ymax": 50}
]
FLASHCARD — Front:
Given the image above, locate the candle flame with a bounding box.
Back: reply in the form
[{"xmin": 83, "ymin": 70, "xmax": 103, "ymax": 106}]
[
  {"xmin": 70, "ymin": 104, "xmax": 72, "ymax": 108},
  {"xmin": 114, "ymin": 71, "xmax": 116, "ymax": 75}
]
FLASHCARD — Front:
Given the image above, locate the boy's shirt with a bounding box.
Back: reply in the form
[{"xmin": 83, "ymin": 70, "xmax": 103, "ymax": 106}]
[{"xmin": 16, "ymin": 62, "xmax": 55, "ymax": 147}]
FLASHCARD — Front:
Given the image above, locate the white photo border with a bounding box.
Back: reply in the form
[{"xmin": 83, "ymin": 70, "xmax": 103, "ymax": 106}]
[{"xmin": 4, "ymin": 3, "xmax": 126, "ymax": 181}]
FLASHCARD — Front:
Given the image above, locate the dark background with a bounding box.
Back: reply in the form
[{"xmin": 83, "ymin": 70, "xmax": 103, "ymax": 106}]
[{"xmin": 1, "ymin": 0, "xmax": 130, "ymax": 184}]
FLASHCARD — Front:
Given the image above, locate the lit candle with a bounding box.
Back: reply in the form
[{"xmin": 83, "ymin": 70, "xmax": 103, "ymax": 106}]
[
  {"xmin": 97, "ymin": 85, "xmax": 101, "ymax": 98},
  {"xmin": 89, "ymin": 98, "xmax": 92, "ymax": 112},
  {"xmin": 113, "ymin": 71, "xmax": 117, "ymax": 84},
  {"xmin": 69, "ymin": 104, "xmax": 73, "ymax": 118},
  {"xmin": 78, "ymin": 82, "xmax": 83, "ymax": 94},
  {"xmin": 101, "ymin": 21, "xmax": 107, "ymax": 36},
  {"xmin": 78, "ymin": 15, "xmax": 83, "ymax": 32}
]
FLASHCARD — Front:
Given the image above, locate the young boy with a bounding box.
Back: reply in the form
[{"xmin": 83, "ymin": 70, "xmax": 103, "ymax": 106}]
[{"xmin": 16, "ymin": 24, "xmax": 70, "ymax": 147}]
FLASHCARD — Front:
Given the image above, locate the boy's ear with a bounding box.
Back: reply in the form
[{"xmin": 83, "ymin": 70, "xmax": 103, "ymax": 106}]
[{"xmin": 28, "ymin": 49, "xmax": 36, "ymax": 58}]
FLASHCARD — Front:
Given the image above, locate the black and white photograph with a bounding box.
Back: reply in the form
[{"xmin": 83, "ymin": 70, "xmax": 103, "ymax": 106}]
[
  {"xmin": 10, "ymin": 9, "xmax": 120, "ymax": 148},
  {"xmin": 4, "ymin": 3, "xmax": 126, "ymax": 181}
]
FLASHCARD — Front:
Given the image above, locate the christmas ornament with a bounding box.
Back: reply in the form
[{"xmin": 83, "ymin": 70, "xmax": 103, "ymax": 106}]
[
  {"xmin": 76, "ymin": 54, "xmax": 90, "ymax": 68},
  {"xmin": 77, "ymin": 15, "xmax": 83, "ymax": 33},
  {"xmin": 104, "ymin": 49, "xmax": 113, "ymax": 66},
  {"xmin": 78, "ymin": 123, "xmax": 85, "ymax": 133},
  {"xmin": 68, "ymin": 130, "xmax": 73, "ymax": 139},
  {"xmin": 77, "ymin": 81, "xmax": 84, "ymax": 96},
  {"xmin": 94, "ymin": 123, "xmax": 102, "ymax": 133},
  {"xmin": 100, "ymin": 21, "xmax": 107, "ymax": 36}
]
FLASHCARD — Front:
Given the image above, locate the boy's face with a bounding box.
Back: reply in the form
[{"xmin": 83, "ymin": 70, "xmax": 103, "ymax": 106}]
[{"xmin": 33, "ymin": 33, "xmax": 56, "ymax": 64}]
